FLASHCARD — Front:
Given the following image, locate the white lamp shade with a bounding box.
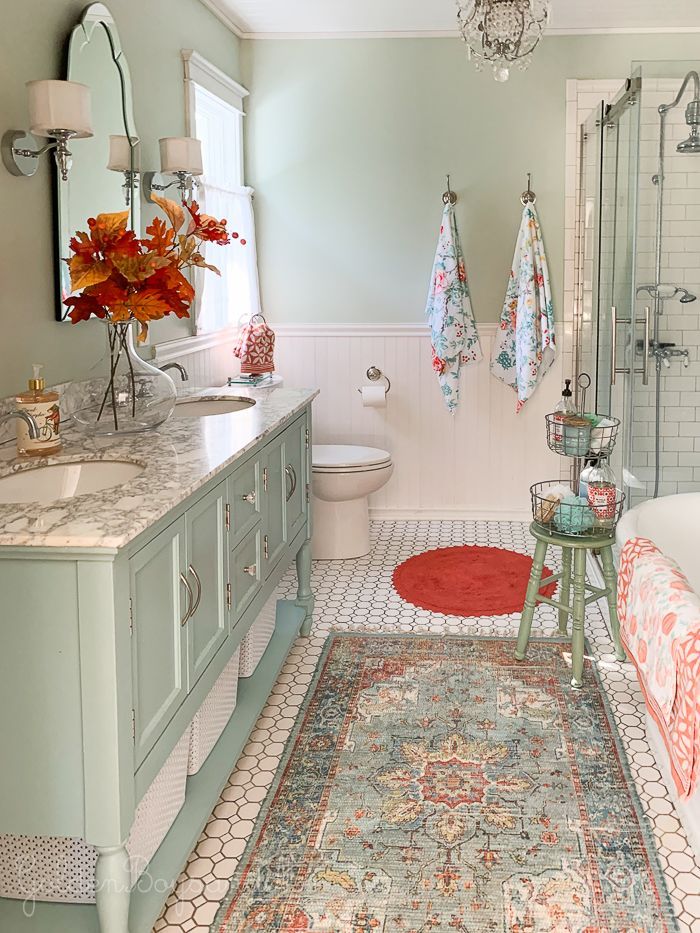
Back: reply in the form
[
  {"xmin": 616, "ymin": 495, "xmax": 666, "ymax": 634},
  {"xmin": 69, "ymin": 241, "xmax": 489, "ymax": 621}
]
[
  {"xmin": 27, "ymin": 80, "xmax": 93, "ymax": 139},
  {"xmin": 107, "ymin": 135, "xmax": 139, "ymax": 172},
  {"xmin": 159, "ymin": 137, "xmax": 203, "ymax": 176}
]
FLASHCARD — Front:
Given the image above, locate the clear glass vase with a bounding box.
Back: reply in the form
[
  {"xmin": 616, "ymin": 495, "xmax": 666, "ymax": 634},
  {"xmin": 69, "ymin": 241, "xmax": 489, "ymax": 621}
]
[{"xmin": 65, "ymin": 321, "xmax": 177, "ymax": 435}]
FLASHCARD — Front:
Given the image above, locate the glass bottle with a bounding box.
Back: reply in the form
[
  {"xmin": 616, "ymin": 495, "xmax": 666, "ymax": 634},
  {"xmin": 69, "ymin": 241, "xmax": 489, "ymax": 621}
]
[
  {"xmin": 15, "ymin": 364, "xmax": 62, "ymax": 457},
  {"xmin": 553, "ymin": 378, "xmax": 576, "ymax": 446},
  {"xmin": 587, "ymin": 458, "xmax": 618, "ymax": 528}
]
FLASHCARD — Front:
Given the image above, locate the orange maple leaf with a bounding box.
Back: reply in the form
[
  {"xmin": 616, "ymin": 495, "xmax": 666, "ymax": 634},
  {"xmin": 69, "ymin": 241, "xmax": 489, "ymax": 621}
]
[
  {"xmin": 68, "ymin": 256, "xmax": 112, "ymax": 292},
  {"xmin": 144, "ymin": 217, "xmax": 176, "ymax": 256},
  {"xmin": 88, "ymin": 210, "xmax": 130, "ymax": 248},
  {"xmin": 150, "ymin": 194, "xmax": 185, "ymax": 233},
  {"xmin": 111, "ymin": 253, "xmax": 171, "ymax": 283}
]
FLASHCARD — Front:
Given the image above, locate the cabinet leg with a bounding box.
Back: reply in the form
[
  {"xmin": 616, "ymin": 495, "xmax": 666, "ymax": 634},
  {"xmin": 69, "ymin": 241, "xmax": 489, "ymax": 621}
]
[
  {"xmin": 295, "ymin": 538, "xmax": 315, "ymax": 636},
  {"xmin": 95, "ymin": 845, "xmax": 131, "ymax": 933},
  {"xmin": 515, "ymin": 538, "xmax": 548, "ymax": 661},
  {"xmin": 571, "ymin": 548, "xmax": 587, "ymax": 689},
  {"xmin": 600, "ymin": 545, "xmax": 626, "ymax": 662}
]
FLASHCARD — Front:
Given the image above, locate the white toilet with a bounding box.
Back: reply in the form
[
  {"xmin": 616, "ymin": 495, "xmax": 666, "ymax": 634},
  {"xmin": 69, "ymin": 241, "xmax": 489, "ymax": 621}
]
[{"xmin": 311, "ymin": 445, "xmax": 393, "ymax": 560}]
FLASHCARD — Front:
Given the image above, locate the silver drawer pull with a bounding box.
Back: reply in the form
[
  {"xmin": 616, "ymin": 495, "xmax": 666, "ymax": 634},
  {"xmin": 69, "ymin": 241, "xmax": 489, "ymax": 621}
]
[
  {"xmin": 179, "ymin": 572, "xmax": 194, "ymax": 626},
  {"xmin": 188, "ymin": 564, "xmax": 202, "ymax": 616},
  {"xmin": 285, "ymin": 464, "xmax": 297, "ymax": 502},
  {"xmin": 243, "ymin": 563, "xmax": 257, "ymax": 577},
  {"xmin": 241, "ymin": 491, "xmax": 256, "ymax": 503}
]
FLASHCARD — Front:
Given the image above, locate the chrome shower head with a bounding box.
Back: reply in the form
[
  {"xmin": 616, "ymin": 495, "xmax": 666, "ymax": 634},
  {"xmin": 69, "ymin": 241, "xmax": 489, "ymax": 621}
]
[
  {"xmin": 677, "ymin": 99, "xmax": 700, "ymax": 153},
  {"xmin": 678, "ymin": 287, "xmax": 697, "ymax": 303}
]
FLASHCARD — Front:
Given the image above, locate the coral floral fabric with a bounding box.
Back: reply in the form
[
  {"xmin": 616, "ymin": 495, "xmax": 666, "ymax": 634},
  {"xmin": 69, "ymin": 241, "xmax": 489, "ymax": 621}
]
[{"xmin": 618, "ymin": 536, "xmax": 700, "ymax": 798}]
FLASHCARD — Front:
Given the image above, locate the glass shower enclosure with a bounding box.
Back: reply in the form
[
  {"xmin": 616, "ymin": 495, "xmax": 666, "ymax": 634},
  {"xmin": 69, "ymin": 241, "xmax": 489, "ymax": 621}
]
[{"xmin": 576, "ymin": 62, "xmax": 700, "ymax": 506}]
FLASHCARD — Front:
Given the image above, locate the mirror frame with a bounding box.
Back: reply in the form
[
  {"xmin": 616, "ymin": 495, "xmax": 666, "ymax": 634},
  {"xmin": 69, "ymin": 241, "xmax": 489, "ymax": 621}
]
[{"xmin": 54, "ymin": 2, "xmax": 140, "ymax": 321}]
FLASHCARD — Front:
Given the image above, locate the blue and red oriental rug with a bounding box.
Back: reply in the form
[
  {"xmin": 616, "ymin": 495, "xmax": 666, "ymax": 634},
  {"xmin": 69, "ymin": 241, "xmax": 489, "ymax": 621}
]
[{"xmin": 215, "ymin": 635, "xmax": 677, "ymax": 932}]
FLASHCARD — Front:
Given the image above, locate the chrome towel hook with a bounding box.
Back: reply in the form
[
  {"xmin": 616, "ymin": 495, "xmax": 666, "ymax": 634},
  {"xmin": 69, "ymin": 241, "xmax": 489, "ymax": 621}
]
[
  {"xmin": 442, "ymin": 174, "xmax": 457, "ymax": 206},
  {"xmin": 357, "ymin": 366, "xmax": 391, "ymax": 396},
  {"xmin": 520, "ymin": 172, "xmax": 536, "ymax": 206}
]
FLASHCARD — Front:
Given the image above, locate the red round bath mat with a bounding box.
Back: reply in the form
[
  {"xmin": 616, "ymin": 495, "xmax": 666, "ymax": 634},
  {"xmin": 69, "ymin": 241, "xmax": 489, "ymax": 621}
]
[{"xmin": 392, "ymin": 545, "xmax": 557, "ymax": 617}]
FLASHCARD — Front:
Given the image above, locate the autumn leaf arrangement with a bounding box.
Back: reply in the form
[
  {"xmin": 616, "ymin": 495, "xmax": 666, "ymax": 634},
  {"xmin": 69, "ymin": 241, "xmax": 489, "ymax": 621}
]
[{"xmin": 63, "ymin": 195, "xmax": 241, "ymax": 429}]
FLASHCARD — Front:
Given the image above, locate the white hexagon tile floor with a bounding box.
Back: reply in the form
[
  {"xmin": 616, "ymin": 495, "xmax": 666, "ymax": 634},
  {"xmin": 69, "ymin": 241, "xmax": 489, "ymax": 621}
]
[{"xmin": 154, "ymin": 520, "xmax": 700, "ymax": 932}]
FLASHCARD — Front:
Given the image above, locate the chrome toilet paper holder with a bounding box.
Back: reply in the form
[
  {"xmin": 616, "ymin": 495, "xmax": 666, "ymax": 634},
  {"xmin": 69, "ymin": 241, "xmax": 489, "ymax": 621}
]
[{"xmin": 357, "ymin": 366, "xmax": 391, "ymax": 396}]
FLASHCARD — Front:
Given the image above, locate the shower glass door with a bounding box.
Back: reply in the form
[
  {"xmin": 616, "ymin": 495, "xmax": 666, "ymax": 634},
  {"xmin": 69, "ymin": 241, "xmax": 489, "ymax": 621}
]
[{"xmin": 577, "ymin": 78, "xmax": 641, "ymax": 488}]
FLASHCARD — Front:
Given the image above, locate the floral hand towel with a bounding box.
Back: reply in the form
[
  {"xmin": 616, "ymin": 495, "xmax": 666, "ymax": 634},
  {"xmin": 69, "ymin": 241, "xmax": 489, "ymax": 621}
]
[
  {"xmin": 425, "ymin": 202, "xmax": 482, "ymax": 413},
  {"xmin": 618, "ymin": 536, "xmax": 700, "ymax": 797},
  {"xmin": 491, "ymin": 204, "xmax": 555, "ymax": 412}
]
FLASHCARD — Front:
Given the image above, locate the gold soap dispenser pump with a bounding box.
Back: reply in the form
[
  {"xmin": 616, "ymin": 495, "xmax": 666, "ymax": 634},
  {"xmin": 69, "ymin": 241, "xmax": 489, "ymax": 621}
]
[{"xmin": 15, "ymin": 364, "xmax": 62, "ymax": 457}]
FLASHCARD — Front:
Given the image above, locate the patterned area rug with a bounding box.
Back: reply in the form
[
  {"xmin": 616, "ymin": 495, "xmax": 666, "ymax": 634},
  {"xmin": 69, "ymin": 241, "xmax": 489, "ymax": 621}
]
[{"xmin": 215, "ymin": 635, "xmax": 678, "ymax": 932}]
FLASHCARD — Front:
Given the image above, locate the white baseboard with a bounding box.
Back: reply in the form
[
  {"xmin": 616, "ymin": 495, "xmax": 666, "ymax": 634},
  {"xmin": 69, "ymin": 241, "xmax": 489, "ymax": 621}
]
[{"xmin": 369, "ymin": 508, "xmax": 532, "ymax": 523}]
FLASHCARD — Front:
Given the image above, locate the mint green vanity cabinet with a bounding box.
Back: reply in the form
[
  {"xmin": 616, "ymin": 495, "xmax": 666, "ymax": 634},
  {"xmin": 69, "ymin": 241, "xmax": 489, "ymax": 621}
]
[{"xmin": 0, "ymin": 401, "xmax": 315, "ymax": 933}]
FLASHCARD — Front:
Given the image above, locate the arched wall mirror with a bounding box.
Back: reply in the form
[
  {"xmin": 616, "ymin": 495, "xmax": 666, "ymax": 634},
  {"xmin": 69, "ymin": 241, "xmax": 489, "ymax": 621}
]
[{"xmin": 55, "ymin": 2, "xmax": 139, "ymax": 320}]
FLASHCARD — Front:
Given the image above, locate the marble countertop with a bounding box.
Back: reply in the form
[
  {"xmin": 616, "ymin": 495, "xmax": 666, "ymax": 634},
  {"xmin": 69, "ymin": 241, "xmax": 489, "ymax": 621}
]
[{"xmin": 0, "ymin": 385, "xmax": 317, "ymax": 550}]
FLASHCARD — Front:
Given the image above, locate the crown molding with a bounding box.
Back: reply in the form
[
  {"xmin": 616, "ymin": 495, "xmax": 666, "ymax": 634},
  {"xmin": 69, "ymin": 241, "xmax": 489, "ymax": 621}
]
[
  {"xmin": 198, "ymin": 1, "xmax": 700, "ymax": 40},
  {"xmin": 197, "ymin": 0, "xmax": 245, "ymax": 38},
  {"xmin": 243, "ymin": 26, "xmax": 700, "ymax": 39}
]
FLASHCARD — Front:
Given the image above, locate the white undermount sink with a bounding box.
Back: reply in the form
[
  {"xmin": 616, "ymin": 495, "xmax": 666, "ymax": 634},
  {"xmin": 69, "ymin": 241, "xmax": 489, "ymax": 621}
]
[
  {"xmin": 0, "ymin": 460, "xmax": 145, "ymax": 504},
  {"xmin": 174, "ymin": 397, "xmax": 256, "ymax": 417}
]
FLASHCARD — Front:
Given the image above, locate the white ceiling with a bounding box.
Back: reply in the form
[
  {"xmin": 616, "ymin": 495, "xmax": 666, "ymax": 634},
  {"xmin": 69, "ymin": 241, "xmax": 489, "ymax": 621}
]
[{"xmin": 203, "ymin": 0, "xmax": 700, "ymax": 37}]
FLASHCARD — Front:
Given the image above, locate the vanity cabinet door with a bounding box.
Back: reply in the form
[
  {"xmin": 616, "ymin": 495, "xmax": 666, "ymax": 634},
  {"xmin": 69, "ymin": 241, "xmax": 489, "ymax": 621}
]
[
  {"xmin": 130, "ymin": 518, "xmax": 188, "ymax": 767},
  {"xmin": 283, "ymin": 416, "xmax": 308, "ymax": 543},
  {"xmin": 185, "ymin": 482, "xmax": 229, "ymax": 689},
  {"xmin": 263, "ymin": 434, "xmax": 287, "ymax": 573}
]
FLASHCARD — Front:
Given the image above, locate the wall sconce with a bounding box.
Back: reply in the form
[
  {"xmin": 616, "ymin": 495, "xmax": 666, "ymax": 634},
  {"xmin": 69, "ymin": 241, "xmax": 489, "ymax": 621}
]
[
  {"xmin": 108, "ymin": 134, "xmax": 140, "ymax": 207},
  {"xmin": 2, "ymin": 80, "xmax": 93, "ymax": 181},
  {"xmin": 143, "ymin": 136, "xmax": 203, "ymax": 203}
]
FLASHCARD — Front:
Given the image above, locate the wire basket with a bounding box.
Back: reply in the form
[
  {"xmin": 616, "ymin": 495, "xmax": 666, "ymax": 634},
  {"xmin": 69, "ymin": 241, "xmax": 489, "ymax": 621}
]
[
  {"xmin": 545, "ymin": 413, "xmax": 620, "ymax": 459},
  {"xmin": 531, "ymin": 480, "xmax": 625, "ymax": 538}
]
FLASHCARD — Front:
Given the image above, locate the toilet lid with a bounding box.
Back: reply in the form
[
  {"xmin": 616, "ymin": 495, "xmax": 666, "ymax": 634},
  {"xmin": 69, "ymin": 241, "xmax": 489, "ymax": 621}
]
[{"xmin": 312, "ymin": 445, "xmax": 391, "ymax": 470}]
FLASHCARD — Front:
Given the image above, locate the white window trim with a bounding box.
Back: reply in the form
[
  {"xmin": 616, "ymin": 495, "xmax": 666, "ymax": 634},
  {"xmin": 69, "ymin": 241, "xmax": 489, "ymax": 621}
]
[
  {"xmin": 152, "ymin": 52, "xmax": 250, "ymax": 357},
  {"xmin": 182, "ymin": 49, "xmax": 249, "ymax": 123}
]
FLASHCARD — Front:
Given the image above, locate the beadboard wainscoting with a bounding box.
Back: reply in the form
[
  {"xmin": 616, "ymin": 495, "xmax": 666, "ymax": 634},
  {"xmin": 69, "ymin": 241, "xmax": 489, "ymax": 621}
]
[{"xmin": 274, "ymin": 324, "xmax": 563, "ymax": 520}]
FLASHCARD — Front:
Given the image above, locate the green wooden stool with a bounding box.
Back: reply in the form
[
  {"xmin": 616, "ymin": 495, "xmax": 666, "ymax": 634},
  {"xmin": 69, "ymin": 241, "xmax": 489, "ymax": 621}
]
[{"xmin": 515, "ymin": 522, "xmax": 626, "ymax": 688}]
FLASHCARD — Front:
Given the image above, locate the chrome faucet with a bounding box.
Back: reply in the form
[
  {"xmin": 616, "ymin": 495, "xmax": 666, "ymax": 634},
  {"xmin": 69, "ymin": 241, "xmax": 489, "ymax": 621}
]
[
  {"xmin": 159, "ymin": 362, "xmax": 189, "ymax": 381},
  {"xmin": 641, "ymin": 339, "xmax": 691, "ymax": 369},
  {"xmin": 0, "ymin": 410, "xmax": 41, "ymax": 439}
]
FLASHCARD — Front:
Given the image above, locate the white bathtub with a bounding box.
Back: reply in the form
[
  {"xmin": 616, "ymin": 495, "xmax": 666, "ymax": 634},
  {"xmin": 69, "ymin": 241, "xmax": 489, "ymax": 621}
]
[
  {"xmin": 617, "ymin": 492, "xmax": 700, "ymax": 858},
  {"xmin": 617, "ymin": 492, "xmax": 700, "ymax": 593}
]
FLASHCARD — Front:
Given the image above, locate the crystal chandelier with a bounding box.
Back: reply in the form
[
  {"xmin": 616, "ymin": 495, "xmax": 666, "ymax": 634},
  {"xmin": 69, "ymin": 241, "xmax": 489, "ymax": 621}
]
[{"xmin": 456, "ymin": 0, "xmax": 551, "ymax": 83}]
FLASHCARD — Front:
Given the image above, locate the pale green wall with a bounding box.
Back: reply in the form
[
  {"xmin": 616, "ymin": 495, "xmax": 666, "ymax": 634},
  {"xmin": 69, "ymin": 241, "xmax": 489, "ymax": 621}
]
[
  {"xmin": 0, "ymin": 0, "xmax": 240, "ymax": 399},
  {"xmin": 242, "ymin": 35, "xmax": 700, "ymax": 326}
]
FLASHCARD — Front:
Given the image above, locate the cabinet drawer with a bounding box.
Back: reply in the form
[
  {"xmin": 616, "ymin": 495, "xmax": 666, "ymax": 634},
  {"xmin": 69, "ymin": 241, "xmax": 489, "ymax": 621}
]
[
  {"xmin": 229, "ymin": 457, "xmax": 261, "ymax": 545},
  {"xmin": 229, "ymin": 527, "xmax": 262, "ymax": 623}
]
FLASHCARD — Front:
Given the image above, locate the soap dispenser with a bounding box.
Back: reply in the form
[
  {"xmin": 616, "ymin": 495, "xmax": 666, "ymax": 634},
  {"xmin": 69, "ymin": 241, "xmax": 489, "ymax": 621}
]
[{"xmin": 15, "ymin": 364, "xmax": 62, "ymax": 457}]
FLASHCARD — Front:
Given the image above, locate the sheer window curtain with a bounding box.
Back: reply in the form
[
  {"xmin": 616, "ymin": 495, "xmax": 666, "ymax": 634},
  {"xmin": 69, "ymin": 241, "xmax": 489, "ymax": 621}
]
[
  {"xmin": 191, "ymin": 82, "xmax": 261, "ymax": 335},
  {"xmin": 195, "ymin": 182, "xmax": 261, "ymax": 335}
]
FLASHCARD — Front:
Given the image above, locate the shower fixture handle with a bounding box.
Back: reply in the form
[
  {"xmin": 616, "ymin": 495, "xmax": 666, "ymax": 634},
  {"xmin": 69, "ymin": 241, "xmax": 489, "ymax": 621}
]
[
  {"xmin": 610, "ymin": 305, "xmax": 651, "ymax": 387},
  {"xmin": 641, "ymin": 306, "xmax": 650, "ymax": 386}
]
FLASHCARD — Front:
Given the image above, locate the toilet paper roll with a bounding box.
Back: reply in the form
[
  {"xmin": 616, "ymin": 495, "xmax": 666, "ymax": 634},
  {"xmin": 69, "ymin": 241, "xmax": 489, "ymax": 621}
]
[{"xmin": 361, "ymin": 386, "xmax": 386, "ymax": 409}]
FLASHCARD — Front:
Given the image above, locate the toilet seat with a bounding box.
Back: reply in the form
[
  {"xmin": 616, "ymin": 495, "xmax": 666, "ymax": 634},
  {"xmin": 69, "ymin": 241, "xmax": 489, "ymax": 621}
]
[{"xmin": 312, "ymin": 445, "xmax": 392, "ymax": 473}]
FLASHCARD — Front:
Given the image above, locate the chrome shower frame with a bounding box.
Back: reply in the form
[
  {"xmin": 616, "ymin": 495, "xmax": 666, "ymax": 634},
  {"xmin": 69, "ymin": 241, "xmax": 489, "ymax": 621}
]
[{"xmin": 649, "ymin": 71, "xmax": 700, "ymax": 496}]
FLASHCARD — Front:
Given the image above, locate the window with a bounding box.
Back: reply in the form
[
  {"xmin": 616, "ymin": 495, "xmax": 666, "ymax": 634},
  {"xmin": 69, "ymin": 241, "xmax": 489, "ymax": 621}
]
[{"xmin": 183, "ymin": 51, "xmax": 261, "ymax": 335}]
